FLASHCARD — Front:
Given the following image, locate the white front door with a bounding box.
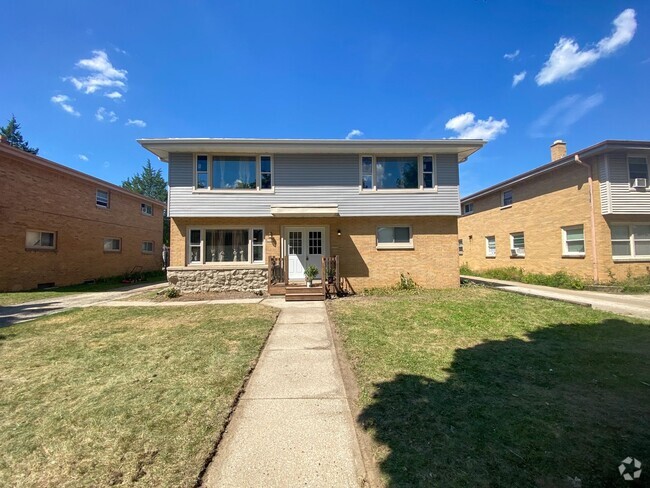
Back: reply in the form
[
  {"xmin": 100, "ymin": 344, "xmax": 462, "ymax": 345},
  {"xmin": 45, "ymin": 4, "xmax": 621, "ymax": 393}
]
[{"xmin": 286, "ymin": 227, "xmax": 326, "ymax": 281}]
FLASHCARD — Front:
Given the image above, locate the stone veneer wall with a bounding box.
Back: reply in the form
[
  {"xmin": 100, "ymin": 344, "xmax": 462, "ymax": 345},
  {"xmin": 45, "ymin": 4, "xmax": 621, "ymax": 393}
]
[{"xmin": 167, "ymin": 268, "xmax": 268, "ymax": 293}]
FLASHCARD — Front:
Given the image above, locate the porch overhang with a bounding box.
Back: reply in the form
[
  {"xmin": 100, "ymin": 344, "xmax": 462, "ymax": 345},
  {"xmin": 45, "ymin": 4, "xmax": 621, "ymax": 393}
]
[{"xmin": 270, "ymin": 204, "xmax": 339, "ymax": 217}]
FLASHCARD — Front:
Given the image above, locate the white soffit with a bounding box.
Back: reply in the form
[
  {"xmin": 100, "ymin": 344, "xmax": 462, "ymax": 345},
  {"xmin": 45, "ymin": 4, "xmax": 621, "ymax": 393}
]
[{"xmin": 271, "ymin": 205, "xmax": 339, "ymax": 217}]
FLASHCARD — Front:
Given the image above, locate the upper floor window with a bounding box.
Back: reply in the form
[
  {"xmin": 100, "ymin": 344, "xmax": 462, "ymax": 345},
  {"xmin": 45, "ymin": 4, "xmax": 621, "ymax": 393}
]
[
  {"xmin": 195, "ymin": 154, "xmax": 273, "ymax": 191},
  {"xmin": 611, "ymin": 224, "xmax": 650, "ymax": 259},
  {"xmin": 141, "ymin": 203, "xmax": 153, "ymax": 216},
  {"xmin": 26, "ymin": 230, "xmax": 56, "ymax": 250},
  {"xmin": 96, "ymin": 189, "xmax": 109, "ymax": 208},
  {"xmin": 103, "ymin": 237, "xmax": 121, "ymax": 252},
  {"xmin": 360, "ymin": 155, "xmax": 435, "ymax": 191},
  {"xmin": 463, "ymin": 202, "xmax": 474, "ymax": 214},
  {"xmin": 628, "ymin": 156, "xmax": 648, "ymax": 188},
  {"xmin": 562, "ymin": 225, "xmax": 585, "ymax": 256},
  {"xmin": 502, "ymin": 190, "xmax": 513, "ymax": 207}
]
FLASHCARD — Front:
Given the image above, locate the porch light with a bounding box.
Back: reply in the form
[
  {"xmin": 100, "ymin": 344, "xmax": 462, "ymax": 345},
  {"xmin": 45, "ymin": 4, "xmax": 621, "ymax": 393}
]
[{"xmin": 337, "ymin": 229, "xmax": 341, "ymax": 236}]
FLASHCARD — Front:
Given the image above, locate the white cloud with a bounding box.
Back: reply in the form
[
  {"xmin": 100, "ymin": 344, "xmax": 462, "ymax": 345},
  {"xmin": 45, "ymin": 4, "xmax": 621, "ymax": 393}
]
[
  {"xmin": 95, "ymin": 107, "xmax": 118, "ymax": 123},
  {"xmin": 78, "ymin": 154, "xmax": 89, "ymax": 162},
  {"xmin": 66, "ymin": 50, "xmax": 128, "ymax": 95},
  {"xmin": 105, "ymin": 91, "xmax": 123, "ymax": 100},
  {"xmin": 504, "ymin": 49, "xmax": 520, "ymax": 60},
  {"xmin": 536, "ymin": 8, "xmax": 636, "ymax": 85},
  {"xmin": 512, "ymin": 71, "xmax": 527, "ymax": 87},
  {"xmin": 126, "ymin": 118, "xmax": 147, "ymax": 128},
  {"xmin": 444, "ymin": 112, "xmax": 508, "ymax": 141},
  {"xmin": 345, "ymin": 129, "xmax": 363, "ymax": 140},
  {"xmin": 529, "ymin": 93, "xmax": 604, "ymax": 138},
  {"xmin": 50, "ymin": 94, "xmax": 80, "ymax": 116}
]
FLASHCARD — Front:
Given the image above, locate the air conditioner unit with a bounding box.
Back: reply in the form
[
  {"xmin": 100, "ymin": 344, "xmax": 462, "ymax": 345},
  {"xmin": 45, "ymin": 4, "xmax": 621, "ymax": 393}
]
[
  {"xmin": 632, "ymin": 178, "xmax": 647, "ymax": 189},
  {"xmin": 511, "ymin": 248, "xmax": 525, "ymax": 257}
]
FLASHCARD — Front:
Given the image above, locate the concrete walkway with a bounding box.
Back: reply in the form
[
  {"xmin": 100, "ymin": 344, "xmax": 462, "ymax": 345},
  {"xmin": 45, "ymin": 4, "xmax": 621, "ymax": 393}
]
[
  {"xmin": 463, "ymin": 275, "xmax": 650, "ymax": 320},
  {"xmin": 203, "ymin": 300, "xmax": 367, "ymax": 488},
  {"xmin": 0, "ymin": 282, "xmax": 167, "ymax": 327}
]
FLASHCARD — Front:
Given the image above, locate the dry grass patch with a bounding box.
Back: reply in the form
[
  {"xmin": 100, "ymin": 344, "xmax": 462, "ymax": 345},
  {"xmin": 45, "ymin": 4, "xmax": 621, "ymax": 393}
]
[{"xmin": 0, "ymin": 305, "xmax": 277, "ymax": 487}]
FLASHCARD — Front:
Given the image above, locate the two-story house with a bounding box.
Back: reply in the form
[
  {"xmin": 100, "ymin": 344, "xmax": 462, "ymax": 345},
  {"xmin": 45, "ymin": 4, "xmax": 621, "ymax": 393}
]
[
  {"xmin": 0, "ymin": 139, "xmax": 165, "ymax": 292},
  {"xmin": 139, "ymin": 138, "xmax": 485, "ymax": 295},
  {"xmin": 459, "ymin": 140, "xmax": 650, "ymax": 283}
]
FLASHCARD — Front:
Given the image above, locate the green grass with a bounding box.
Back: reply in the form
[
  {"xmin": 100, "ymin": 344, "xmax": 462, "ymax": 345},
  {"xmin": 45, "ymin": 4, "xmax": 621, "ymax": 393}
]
[
  {"xmin": 461, "ymin": 264, "xmax": 587, "ymax": 290},
  {"xmin": 0, "ymin": 272, "xmax": 166, "ymax": 306},
  {"xmin": 330, "ymin": 288, "xmax": 650, "ymax": 487},
  {"xmin": 0, "ymin": 304, "xmax": 277, "ymax": 487}
]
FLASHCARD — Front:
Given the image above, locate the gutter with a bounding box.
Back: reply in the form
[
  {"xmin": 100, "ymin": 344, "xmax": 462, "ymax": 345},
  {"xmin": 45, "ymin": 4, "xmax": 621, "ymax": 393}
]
[{"xmin": 574, "ymin": 154, "xmax": 599, "ymax": 284}]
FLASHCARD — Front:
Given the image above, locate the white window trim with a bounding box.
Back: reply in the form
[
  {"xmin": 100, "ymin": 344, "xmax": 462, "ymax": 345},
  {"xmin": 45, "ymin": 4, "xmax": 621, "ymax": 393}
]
[
  {"xmin": 142, "ymin": 241, "xmax": 154, "ymax": 254},
  {"xmin": 193, "ymin": 154, "xmax": 274, "ymax": 193},
  {"xmin": 561, "ymin": 225, "xmax": 586, "ymax": 257},
  {"xmin": 463, "ymin": 202, "xmax": 474, "ymax": 215},
  {"xmin": 509, "ymin": 232, "xmax": 525, "ymax": 257},
  {"xmin": 376, "ymin": 225, "xmax": 414, "ymax": 250},
  {"xmin": 627, "ymin": 154, "xmax": 649, "ymax": 189},
  {"xmin": 359, "ymin": 155, "xmax": 438, "ymax": 193},
  {"xmin": 458, "ymin": 239, "xmax": 464, "ymax": 255},
  {"xmin": 501, "ymin": 189, "xmax": 513, "ymax": 208},
  {"xmin": 611, "ymin": 223, "xmax": 650, "ymax": 261},
  {"xmin": 96, "ymin": 189, "xmax": 110, "ymax": 208},
  {"xmin": 25, "ymin": 229, "xmax": 57, "ymax": 250},
  {"xmin": 485, "ymin": 236, "xmax": 496, "ymax": 258},
  {"xmin": 103, "ymin": 237, "xmax": 121, "ymax": 253},
  {"xmin": 185, "ymin": 226, "xmax": 266, "ymax": 265},
  {"xmin": 141, "ymin": 203, "xmax": 153, "ymax": 216}
]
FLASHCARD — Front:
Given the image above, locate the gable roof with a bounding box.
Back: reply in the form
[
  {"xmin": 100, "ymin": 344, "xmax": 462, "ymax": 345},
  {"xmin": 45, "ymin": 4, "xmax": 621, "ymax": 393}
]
[
  {"xmin": 0, "ymin": 141, "xmax": 166, "ymax": 207},
  {"xmin": 461, "ymin": 140, "xmax": 650, "ymax": 203},
  {"xmin": 137, "ymin": 138, "xmax": 486, "ymax": 163}
]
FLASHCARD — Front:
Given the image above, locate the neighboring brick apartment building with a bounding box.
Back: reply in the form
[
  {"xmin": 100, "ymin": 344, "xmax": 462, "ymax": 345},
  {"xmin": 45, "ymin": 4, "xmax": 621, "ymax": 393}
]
[
  {"xmin": 0, "ymin": 140, "xmax": 165, "ymax": 291},
  {"xmin": 458, "ymin": 140, "xmax": 650, "ymax": 283}
]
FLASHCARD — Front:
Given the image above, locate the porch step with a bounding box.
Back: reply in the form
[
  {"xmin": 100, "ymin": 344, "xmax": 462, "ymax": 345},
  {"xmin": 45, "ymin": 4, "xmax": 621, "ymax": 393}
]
[{"xmin": 285, "ymin": 286, "xmax": 325, "ymax": 301}]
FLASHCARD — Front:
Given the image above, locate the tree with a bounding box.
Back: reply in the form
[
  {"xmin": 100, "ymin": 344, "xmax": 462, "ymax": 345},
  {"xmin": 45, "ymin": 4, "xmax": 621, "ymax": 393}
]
[
  {"xmin": 1, "ymin": 115, "xmax": 39, "ymax": 154},
  {"xmin": 122, "ymin": 160, "xmax": 170, "ymax": 244}
]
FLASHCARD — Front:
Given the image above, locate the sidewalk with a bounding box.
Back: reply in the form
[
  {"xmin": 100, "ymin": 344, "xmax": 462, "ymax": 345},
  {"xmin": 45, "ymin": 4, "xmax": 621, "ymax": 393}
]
[
  {"xmin": 462, "ymin": 275, "xmax": 650, "ymax": 320},
  {"xmin": 203, "ymin": 300, "xmax": 367, "ymax": 487}
]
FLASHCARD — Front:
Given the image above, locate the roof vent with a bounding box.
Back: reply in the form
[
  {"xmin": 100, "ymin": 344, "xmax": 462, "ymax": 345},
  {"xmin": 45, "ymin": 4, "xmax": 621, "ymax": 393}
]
[{"xmin": 550, "ymin": 140, "xmax": 567, "ymax": 161}]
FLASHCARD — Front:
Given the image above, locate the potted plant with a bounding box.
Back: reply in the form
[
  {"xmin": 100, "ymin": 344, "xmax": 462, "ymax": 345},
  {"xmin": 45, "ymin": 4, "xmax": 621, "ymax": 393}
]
[
  {"xmin": 304, "ymin": 265, "xmax": 319, "ymax": 287},
  {"xmin": 325, "ymin": 266, "xmax": 335, "ymax": 284}
]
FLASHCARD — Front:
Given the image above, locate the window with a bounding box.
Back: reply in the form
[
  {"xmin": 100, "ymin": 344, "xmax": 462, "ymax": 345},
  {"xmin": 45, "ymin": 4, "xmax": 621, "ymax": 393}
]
[
  {"xmin": 26, "ymin": 230, "xmax": 56, "ymax": 250},
  {"xmin": 196, "ymin": 155, "xmax": 208, "ymax": 189},
  {"xmin": 562, "ymin": 225, "xmax": 585, "ymax": 256},
  {"xmin": 510, "ymin": 232, "xmax": 525, "ymax": 257},
  {"xmin": 502, "ymin": 190, "xmax": 513, "ymax": 207},
  {"xmin": 188, "ymin": 227, "xmax": 265, "ymax": 264},
  {"xmin": 376, "ymin": 226, "xmax": 413, "ymax": 249},
  {"xmin": 422, "ymin": 156, "xmax": 434, "ymax": 189},
  {"xmin": 103, "ymin": 238, "xmax": 121, "ymax": 252},
  {"xmin": 142, "ymin": 241, "xmax": 154, "ymax": 254},
  {"xmin": 628, "ymin": 156, "xmax": 648, "ymax": 187},
  {"xmin": 458, "ymin": 239, "xmax": 464, "ymax": 255},
  {"xmin": 260, "ymin": 156, "xmax": 272, "ymax": 189},
  {"xmin": 486, "ymin": 236, "xmax": 496, "ymax": 257},
  {"xmin": 141, "ymin": 203, "xmax": 153, "ymax": 216},
  {"xmin": 611, "ymin": 224, "xmax": 650, "ymax": 259},
  {"xmin": 96, "ymin": 189, "xmax": 109, "ymax": 208},
  {"xmin": 309, "ymin": 230, "xmax": 322, "ymax": 255},
  {"xmin": 463, "ymin": 202, "xmax": 474, "ymax": 215},
  {"xmin": 360, "ymin": 156, "xmax": 434, "ymax": 191},
  {"xmin": 212, "ymin": 155, "xmax": 257, "ymax": 189}
]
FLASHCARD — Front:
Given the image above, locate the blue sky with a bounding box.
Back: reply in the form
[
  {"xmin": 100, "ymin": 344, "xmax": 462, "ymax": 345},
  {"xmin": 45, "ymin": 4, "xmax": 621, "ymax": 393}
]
[{"xmin": 3, "ymin": 1, "xmax": 649, "ymax": 196}]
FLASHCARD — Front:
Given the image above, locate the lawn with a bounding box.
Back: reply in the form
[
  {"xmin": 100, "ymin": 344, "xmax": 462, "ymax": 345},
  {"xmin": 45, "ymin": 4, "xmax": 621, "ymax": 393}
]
[
  {"xmin": 329, "ymin": 287, "xmax": 650, "ymax": 487},
  {"xmin": 0, "ymin": 304, "xmax": 277, "ymax": 487},
  {"xmin": 0, "ymin": 273, "xmax": 166, "ymax": 306}
]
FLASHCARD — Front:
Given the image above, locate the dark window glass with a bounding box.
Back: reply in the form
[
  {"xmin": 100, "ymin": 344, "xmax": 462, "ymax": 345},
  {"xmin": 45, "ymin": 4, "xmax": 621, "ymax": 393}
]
[
  {"xmin": 376, "ymin": 157, "xmax": 418, "ymax": 189},
  {"xmin": 212, "ymin": 156, "xmax": 257, "ymax": 189}
]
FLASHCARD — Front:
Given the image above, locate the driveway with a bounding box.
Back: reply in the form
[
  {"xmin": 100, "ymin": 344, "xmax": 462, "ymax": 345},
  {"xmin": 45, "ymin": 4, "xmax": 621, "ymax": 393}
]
[
  {"xmin": 0, "ymin": 282, "xmax": 168, "ymax": 327},
  {"xmin": 462, "ymin": 275, "xmax": 650, "ymax": 320}
]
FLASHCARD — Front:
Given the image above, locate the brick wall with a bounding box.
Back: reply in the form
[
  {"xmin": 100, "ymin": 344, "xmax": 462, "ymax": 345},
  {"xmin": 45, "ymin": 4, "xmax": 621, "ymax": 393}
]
[
  {"xmin": 458, "ymin": 159, "xmax": 650, "ymax": 282},
  {"xmin": 0, "ymin": 147, "xmax": 164, "ymax": 291},
  {"xmin": 170, "ymin": 215, "xmax": 459, "ymax": 290}
]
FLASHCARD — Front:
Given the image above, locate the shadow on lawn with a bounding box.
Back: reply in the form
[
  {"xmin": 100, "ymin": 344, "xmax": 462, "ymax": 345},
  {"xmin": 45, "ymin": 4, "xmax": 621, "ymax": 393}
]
[{"xmin": 359, "ymin": 319, "xmax": 650, "ymax": 487}]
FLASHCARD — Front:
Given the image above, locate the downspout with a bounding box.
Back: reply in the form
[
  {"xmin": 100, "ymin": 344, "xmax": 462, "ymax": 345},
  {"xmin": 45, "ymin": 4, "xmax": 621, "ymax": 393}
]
[{"xmin": 574, "ymin": 155, "xmax": 599, "ymax": 284}]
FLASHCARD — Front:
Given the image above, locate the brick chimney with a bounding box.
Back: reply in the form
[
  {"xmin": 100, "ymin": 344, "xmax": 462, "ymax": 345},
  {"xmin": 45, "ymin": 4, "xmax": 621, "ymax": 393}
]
[{"xmin": 551, "ymin": 140, "xmax": 567, "ymax": 161}]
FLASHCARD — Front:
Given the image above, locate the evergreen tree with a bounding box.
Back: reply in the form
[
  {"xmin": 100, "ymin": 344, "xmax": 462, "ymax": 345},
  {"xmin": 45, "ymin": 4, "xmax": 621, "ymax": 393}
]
[
  {"xmin": 1, "ymin": 115, "xmax": 39, "ymax": 154},
  {"xmin": 122, "ymin": 160, "xmax": 170, "ymax": 244}
]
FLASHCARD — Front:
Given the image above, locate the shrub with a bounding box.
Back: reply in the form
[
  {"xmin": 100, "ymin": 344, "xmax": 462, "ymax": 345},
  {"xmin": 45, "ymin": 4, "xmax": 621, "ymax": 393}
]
[
  {"xmin": 396, "ymin": 273, "xmax": 418, "ymax": 290},
  {"xmin": 163, "ymin": 287, "xmax": 181, "ymax": 299},
  {"xmin": 462, "ymin": 265, "xmax": 586, "ymax": 290}
]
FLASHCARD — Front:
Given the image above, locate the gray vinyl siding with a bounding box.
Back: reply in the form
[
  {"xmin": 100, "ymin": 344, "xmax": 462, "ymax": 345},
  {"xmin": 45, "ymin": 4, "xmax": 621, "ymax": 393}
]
[
  {"xmin": 168, "ymin": 152, "xmax": 460, "ymax": 217},
  {"xmin": 600, "ymin": 152, "xmax": 650, "ymax": 214},
  {"xmin": 596, "ymin": 155, "xmax": 612, "ymax": 214}
]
